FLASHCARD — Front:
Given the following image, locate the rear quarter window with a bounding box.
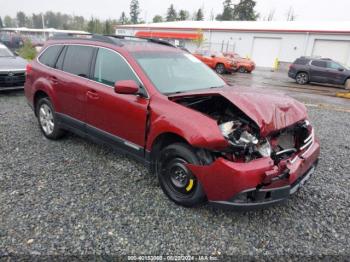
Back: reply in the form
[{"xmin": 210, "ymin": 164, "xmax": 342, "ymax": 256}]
[
  {"xmin": 311, "ymin": 60, "xmax": 327, "ymax": 68},
  {"xmin": 294, "ymin": 59, "xmax": 309, "ymax": 65},
  {"xmin": 39, "ymin": 45, "xmax": 63, "ymax": 67}
]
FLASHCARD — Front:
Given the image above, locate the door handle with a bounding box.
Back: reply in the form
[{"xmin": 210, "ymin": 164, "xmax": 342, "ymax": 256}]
[
  {"xmin": 50, "ymin": 76, "xmax": 58, "ymax": 84},
  {"xmin": 86, "ymin": 90, "xmax": 99, "ymax": 100}
]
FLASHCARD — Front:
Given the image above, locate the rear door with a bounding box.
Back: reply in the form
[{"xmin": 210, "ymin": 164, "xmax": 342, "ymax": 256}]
[
  {"xmin": 55, "ymin": 45, "xmax": 96, "ymax": 127},
  {"xmin": 309, "ymin": 60, "xmax": 328, "ymax": 83},
  {"xmin": 85, "ymin": 47, "xmax": 149, "ymax": 157}
]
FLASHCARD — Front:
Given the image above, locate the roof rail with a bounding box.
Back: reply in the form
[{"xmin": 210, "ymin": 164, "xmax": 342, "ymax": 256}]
[
  {"xmin": 107, "ymin": 35, "xmax": 176, "ymax": 48},
  {"xmin": 49, "ymin": 33, "xmax": 121, "ymax": 45},
  {"xmin": 49, "ymin": 33, "xmax": 176, "ymax": 48}
]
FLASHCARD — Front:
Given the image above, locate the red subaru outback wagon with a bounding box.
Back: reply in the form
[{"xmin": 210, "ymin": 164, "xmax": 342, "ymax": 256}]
[{"xmin": 25, "ymin": 35, "xmax": 320, "ymax": 209}]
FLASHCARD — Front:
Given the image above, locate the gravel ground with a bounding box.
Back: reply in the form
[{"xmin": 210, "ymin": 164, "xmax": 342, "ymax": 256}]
[{"xmin": 0, "ymin": 91, "xmax": 349, "ymax": 258}]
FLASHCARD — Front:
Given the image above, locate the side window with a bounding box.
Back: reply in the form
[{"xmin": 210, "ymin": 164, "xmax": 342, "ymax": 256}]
[
  {"xmin": 328, "ymin": 61, "xmax": 342, "ymax": 70},
  {"xmin": 55, "ymin": 46, "xmax": 66, "ymax": 69},
  {"xmin": 39, "ymin": 45, "xmax": 63, "ymax": 67},
  {"xmin": 62, "ymin": 45, "xmax": 95, "ymax": 77},
  {"xmin": 93, "ymin": 48, "xmax": 139, "ymax": 86},
  {"xmin": 311, "ymin": 60, "xmax": 327, "ymax": 68}
]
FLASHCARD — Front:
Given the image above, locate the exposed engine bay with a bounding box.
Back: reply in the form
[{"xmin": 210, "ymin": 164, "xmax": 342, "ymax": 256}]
[{"xmin": 172, "ymin": 95, "xmax": 312, "ymax": 163}]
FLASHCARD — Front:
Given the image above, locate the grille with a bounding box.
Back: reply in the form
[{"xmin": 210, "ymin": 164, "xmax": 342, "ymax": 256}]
[{"xmin": 0, "ymin": 71, "xmax": 26, "ymax": 86}]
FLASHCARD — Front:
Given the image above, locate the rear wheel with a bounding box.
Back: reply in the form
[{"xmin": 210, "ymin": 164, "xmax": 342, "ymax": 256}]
[
  {"xmin": 36, "ymin": 98, "xmax": 65, "ymax": 140},
  {"xmin": 156, "ymin": 143, "xmax": 206, "ymax": 207},
  {"xmin": 296, "ymin": 72, "xmax": 309, "ymax": 85},
  {"xmin": 215, "ymin": 63, "xmax": 226, "ymax": 74},
  {"xmin": 345, "ymin": 79, "xmax": 350, "ymax": 90},
  {"xmin": 238, "ymin": 67, "xmax": 247, "ymax": 73}
]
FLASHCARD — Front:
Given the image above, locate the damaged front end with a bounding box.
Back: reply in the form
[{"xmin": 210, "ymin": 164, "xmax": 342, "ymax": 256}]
[{"xmin": 171, "ymin": 94, "xmax": 320, "ymax": 209}]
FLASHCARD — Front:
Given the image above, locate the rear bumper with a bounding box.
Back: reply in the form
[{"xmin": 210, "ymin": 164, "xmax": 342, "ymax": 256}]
[
  {"xmin": 187, "ymin": 140, "xmax": 320, "ymax": 210},
  {"xmin": 288, "ymin": 71, "xmax": 296, "ymax": 79}
]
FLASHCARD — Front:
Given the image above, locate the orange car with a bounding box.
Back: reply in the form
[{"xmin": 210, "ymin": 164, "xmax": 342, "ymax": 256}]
[
  {"xmin": 223, "ymin": 52, "xmax": 255, "ymax": 73},
  {"xmin": 193, "ymin": 50, "xmax": 237, "ymax": 74}
]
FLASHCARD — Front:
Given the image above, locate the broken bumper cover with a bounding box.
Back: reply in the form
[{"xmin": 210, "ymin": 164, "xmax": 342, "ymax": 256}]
[{"xmin": 187, "ymin": 140, "xmax": 320, "ymax": 210}]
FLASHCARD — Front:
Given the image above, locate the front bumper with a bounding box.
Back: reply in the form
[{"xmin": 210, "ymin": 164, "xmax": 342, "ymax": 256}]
[{"xmin": 187, "ymin": 139, "xmax": 320, "ymax": 210}]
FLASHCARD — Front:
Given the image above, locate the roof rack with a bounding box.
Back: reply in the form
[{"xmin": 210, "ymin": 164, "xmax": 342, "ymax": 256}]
[
  {"xmin": 107, "ymin": 35, "xmax": 176, "ymax": 48},
  {"xmin": 49, "ymin": 33, "xmax": 176, "ymax": 48},
  {"xmin": 49, "ymin": 33, "xmax": 120, "ymax": 45}
]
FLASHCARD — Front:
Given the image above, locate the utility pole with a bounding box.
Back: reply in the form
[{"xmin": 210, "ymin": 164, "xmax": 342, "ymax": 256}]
[{"xmin": 41, "ymin": 13, "xmax": 46, "ymax": 40}]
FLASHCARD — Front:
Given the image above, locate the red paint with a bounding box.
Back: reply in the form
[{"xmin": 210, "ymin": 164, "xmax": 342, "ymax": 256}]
[
  {"xmin": 25, "ymin": 38, "xmax": 320, "ymax": 204},
  {"xmin": 223, "ymin": 52, "xmax": 256, "ymax": 73},
  {"xmin": 135, "ymin": 31, "xmax": 201, "ymax": 40}
]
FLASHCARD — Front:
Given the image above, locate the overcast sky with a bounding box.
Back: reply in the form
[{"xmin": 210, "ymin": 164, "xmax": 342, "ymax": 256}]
[{"xmin": 1, "ymin": 0, "xmax": 349, "ymax": 22}]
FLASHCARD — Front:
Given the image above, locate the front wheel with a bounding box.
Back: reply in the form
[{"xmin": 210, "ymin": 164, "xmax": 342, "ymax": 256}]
[
  {"xmin": 156, "ymin": 143, "xmax": 206, "ymax": 207},
  {"xmin": 215, "ymin": 63, "xmax": 226, "ymax": 74},
  {"xmin": 345, "ymin": 79, "xmax": 350, "ymax": 90},
  {"xmin": 36, "ymin": 97, "xmax": 65, "ymax": 140},
  {"xmin": 295, "ymin": 72, "xmax": 309, "ymax": 85}
]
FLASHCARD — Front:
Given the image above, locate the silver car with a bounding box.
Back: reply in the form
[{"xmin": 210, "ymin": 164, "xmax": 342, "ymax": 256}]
[{"xmin": 0, "ymin": 43, "xmax": 27, "ymax": 90}]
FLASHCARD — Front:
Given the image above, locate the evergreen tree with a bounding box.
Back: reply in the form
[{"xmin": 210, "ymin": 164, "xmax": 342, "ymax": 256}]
[
  {"xmin": 195, "ymin": 9, "xmax": 204, "ymax": 21},
  {"xmin": 130, "ymin": 0, "xmax": 140, "ymax": 24},
  {"xmin": 119, "ymin": 12, "xmax": 129, "ymax": 25},
  {"xmin": 178, "ymin": 10, "xmax": 189, "ymax": 21},
  {"xmin": 16, "ymin": 11, "xmax": 26, "ymax": 27},
  {"xmin": 216, "ymin": 0, "xmax": 234, "ymax": 21},
  {"xmin": 153, "ymin": 15, "xmax": 163, "ymax": 23},
  {"xmin": 233, "ymin": 0, "xmax": 258, "ymax": 21},
  {"xmin": 104, "ymin": 20, "xmax": 113, "ymax": 34},
  {"xmin": 0, "ymin": 17, "xmax": 3, "ymax": 28},
  {"xmin": 4, "ymin": 16, "xmax": 13, "ymax": 27},
  {"xmin": 166, "ymin": 4, "xmax": 177, "ymax": 22}
]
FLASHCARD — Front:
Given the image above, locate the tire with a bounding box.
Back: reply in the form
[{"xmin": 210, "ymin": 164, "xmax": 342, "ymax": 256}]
[
  {"xmin": 156, "ymin": 143, "xmax": 207, "ymax": 207},
  {"xmin": 238, "ymin": 67, "xmax": 247, "ymax": 73},
  {"xmin": 215, "ymin": 63, "xmax": 226, "ymax": 74},
  {"xmin": 345, "ymin": 79, "xmax": 350, "ymax": 90},
  {"xmin": 295, "ymin": 72, "xmax": 309, "ymax": 85},
  {"xmin": 36, "ymin": 97, "xmax": 65, "ymax": 140}
]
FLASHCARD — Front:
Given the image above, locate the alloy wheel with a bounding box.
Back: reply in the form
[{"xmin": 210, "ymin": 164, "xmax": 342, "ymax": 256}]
[{"xmin": 39, "ymin": 104, "xmax": 55, "ymax": 135}]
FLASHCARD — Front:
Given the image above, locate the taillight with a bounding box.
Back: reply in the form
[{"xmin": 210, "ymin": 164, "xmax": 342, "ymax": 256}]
[{"xmin": 26, "ymin": 64, "xmax": 32, "ymax": 75}]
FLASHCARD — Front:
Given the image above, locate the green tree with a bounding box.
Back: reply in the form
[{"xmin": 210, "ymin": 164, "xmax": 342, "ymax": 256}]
[
  {"xmin": 32, "ymin": 14, "xmax": 43, "ymax": 28},
  {"xmin": 152, "ymin": 15, "xmax": 163, "ymax": 23},
  {"xmin": 103, "ymin": 20, "xmax": 113, "ymax": 34},
  {"xmin": 0, "ymin": 17, "xmax": 3, "ymax": 28},
  {"xmin": 195, "ymin": 9, "xmax": 204, "ymax": 21},
  {"xmin": 166, "ymin": 4, "xmax": 177, "ymax": 22},
  {"xmin": 18, "ymin": 40, "xmax": 37, "ymax": 60},
  {"xmin": 216, "ymin": 0, "xmax": 234, "ymax": 21},
  {"xmin": 118, "ymin": 12, "xmax": 129, "ymax": 25},
  {"xmin": 16, "ymin": 11, "xmax": 26, "ymax": 27},
  {"xmin": 233, "ymin": 0, "xmax": 259, "ymax": 21},
  {"xmin": 130, "ymin": 0, "xmax": 140, "ymax": 24},
  {"xmin": 4, "ymin": 15, "xmax": 14, "ymax": 27},
  {"xmin": 178, "ymin": 10, "xmax": 189, "ymax": 21}
]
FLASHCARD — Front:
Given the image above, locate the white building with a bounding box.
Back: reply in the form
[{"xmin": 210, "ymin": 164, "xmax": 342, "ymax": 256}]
[{"xmin": 116, "ymin": 21, "xmax": 350, "ymax": 68}]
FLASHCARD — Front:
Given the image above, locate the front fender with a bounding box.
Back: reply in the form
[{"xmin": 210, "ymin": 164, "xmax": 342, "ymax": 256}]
[{"xmin": 146, "ymin": 96, "xmax": 229, "ymax": 151}]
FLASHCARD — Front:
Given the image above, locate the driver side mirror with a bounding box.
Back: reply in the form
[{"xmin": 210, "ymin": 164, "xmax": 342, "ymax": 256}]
[
  {"xmin": 338, "ymin": 67, "xmax": 345, "ymax": 72},
  {"xmin": 114, "ymin": 80, "xmax": 139, "ymax": 95},
  {"xmin": 211, "ymin": 55, "xmax": 216, "ymax": 58}
]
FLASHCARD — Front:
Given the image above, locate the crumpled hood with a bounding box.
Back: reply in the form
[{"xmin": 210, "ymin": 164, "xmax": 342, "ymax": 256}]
[
  {"xmin": 0, "ymin": 56, "xmax": 27, "ymax": 71},
  {"xmin": 170, "ymin": 86, "xmax": 307, "ymax": 136}
]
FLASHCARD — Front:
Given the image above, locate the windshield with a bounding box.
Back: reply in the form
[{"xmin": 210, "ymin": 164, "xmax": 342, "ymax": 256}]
[
  {"xmin": 133, "ymin": 51, "xmax": 226, "ymax": 95},
  {"xmin": 0, "ymin": 48, "xmax": 14, "ymax": 57}
]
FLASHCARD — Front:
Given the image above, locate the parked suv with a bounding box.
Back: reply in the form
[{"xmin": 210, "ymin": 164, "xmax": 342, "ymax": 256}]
[
  {"xmin": 25, "ymin": 35, "xmax": 320, "ymax": 209},
  {"xmin": 289, "ymin": 57, "xmax": 350, "ymax": 89}
]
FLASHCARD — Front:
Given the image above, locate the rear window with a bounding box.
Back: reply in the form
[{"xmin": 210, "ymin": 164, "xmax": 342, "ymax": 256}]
[
  {"xmin": 62, "ymin": 45, "xmax": 95, "ymax": 77},
  {"xmin": 311, "ymin": 60, "xmax": 327, "ymax": 68},
  {"xmin": 39, "ymin": 45, "xmax": 63, "ymax": 67},
  {"xmin": 294, "ymin": 58, "xmax": 309, "ymax": 65}
]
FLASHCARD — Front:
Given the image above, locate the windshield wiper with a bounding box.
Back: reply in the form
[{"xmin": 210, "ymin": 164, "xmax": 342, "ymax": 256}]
[{"xmin": 209, "ymin": 85, "xmax": 225, "ymax": 89}]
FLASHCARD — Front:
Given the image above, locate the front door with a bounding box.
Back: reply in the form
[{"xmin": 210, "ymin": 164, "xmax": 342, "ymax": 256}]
[{"xmin": 85, "ymin": 47, "xmax": 149, "ymax": 157}]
